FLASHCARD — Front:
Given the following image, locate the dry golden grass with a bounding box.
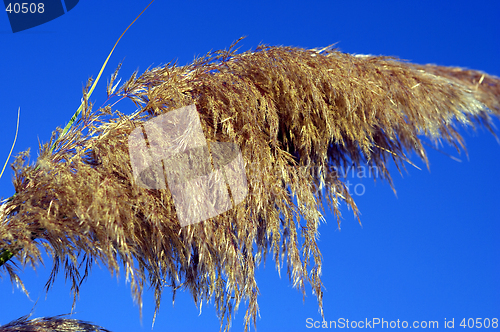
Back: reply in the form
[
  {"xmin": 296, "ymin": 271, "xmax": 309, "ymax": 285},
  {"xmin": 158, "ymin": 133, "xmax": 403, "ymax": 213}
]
[
  {"xmin": 1, "ymin": 42, "xmax": 499, "ymax": 331},
  {"xmin": 0, "ymin": 315, "xmax": 110, "ymax": 332}
]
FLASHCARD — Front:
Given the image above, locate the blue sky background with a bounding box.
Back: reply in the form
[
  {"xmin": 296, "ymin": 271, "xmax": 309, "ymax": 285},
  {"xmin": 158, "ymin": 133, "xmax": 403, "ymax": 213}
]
[{"xmin": 1, "ymin": 1, "xmax": 499, "ymax": 331}]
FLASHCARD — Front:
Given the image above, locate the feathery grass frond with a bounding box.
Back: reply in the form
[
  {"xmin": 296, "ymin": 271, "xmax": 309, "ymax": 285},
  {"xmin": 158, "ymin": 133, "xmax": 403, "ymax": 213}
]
[
  {"xmin": 0, "ymin": 315, "xmax": 111, "ymax": 332},
  {"xmin": 0, "ymin": 43, "xmax": 499, "ymax": 331}
]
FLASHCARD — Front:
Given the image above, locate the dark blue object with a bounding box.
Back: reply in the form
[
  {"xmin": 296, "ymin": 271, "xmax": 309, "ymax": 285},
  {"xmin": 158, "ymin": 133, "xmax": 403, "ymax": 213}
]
[
  {"xmin": 3, "ymin": 0, "xmax": 79, "ymax": 33},
  {"xmin": 63, "ymin": 0, "xmax": 78, "ymax": 11}
]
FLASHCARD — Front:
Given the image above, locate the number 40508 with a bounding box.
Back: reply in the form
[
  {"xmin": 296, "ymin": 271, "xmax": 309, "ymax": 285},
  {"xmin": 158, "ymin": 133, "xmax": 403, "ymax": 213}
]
[
  {"xmin": 460, "ymin": 318, "xmax": 498, "ymax": 329},
  {"xmin": 5, "ymin": 3, "xmax": 45, "ymax": 14}
]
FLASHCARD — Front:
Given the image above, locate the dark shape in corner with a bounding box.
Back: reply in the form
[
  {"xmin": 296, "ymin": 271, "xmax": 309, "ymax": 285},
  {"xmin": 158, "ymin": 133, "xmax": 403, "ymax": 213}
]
[{"xmin": 4, "ymin": 0, "xmax": 79, "ymax": 33}]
